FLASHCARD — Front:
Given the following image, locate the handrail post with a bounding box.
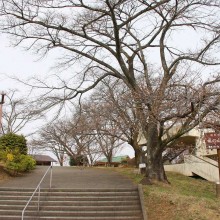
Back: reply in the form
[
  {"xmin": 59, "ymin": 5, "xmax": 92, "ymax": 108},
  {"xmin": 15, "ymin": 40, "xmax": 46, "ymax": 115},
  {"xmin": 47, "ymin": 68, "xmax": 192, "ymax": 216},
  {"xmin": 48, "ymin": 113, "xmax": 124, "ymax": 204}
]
[
  {"xmin": 50, "ymin": 165, "xmax": 52, "ymax": 189},
  {"xmin": 21, "ymin": 210, "xmax": 24, "ymax": 220},
  {"xmin": 38, "ymin": 186, "xmax": 41, "ymax": 211}
]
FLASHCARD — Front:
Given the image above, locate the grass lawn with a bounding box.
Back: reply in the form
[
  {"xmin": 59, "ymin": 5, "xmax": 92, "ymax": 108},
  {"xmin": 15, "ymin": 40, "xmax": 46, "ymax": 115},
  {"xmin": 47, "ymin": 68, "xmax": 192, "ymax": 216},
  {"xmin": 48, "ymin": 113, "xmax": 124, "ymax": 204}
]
[{"xmin": 115, "ymin": 168, "xmax": 220, "ymax": 220}]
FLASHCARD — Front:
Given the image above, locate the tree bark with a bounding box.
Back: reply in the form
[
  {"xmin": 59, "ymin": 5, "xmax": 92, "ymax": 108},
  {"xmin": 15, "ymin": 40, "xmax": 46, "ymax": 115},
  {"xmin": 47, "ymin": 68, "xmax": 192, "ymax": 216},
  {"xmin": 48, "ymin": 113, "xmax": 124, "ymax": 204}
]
[
  {"xmin": 106, "ymin": 153, "xmax": 112, "ymax": 167},
  {"xmin": 134, "ymin": 148, "xmax": 142, "ymax": 168},
  {"xmin": 129, "ymin": 137, "xmax": 142, "ymax": 168},
  {"xmin": 140, "ymin": 122, "xmax": 169, "ymax": 184}
]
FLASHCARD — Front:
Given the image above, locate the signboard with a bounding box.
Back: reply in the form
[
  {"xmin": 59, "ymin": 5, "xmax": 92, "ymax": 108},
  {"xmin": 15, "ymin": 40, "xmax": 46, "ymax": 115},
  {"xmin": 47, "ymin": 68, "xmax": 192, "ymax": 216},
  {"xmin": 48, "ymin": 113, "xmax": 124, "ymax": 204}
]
[
  {"xmin": 204, "ymin": 133, "xmax": 220, "ymax": 150},
  {"xmin": 139, "ymin": 163, "xmax": 146, "ymax": 168}
]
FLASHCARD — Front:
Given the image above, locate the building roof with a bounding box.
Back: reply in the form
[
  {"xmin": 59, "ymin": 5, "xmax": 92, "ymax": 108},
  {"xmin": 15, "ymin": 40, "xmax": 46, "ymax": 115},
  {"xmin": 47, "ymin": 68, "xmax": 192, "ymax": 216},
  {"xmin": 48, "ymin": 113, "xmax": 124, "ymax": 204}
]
[
  {"xmin": 99, "ymin": 155, "xmax": 129, "ymax": 163},
  {"xmin": 31, "ymin": 155, "xmax": 57, "ymax": 162}
]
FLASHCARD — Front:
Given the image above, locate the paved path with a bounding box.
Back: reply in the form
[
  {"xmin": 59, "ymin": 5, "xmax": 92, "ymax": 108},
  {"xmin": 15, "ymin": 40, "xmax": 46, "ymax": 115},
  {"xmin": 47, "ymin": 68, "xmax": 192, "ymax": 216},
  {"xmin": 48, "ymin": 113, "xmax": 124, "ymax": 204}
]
[{"xmin": 0, "ymin": 166, "xmax": 135, "ymax": 189}]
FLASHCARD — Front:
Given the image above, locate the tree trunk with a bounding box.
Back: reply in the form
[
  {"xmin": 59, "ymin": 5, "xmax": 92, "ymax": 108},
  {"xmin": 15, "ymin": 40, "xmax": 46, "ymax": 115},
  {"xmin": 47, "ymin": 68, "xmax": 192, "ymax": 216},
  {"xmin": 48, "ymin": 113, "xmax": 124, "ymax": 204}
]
[
  {"xmin": 140, "ymin": 146, "xmax": 168, "ymax": 184},
  {"xmin": 134, "ymin": 147, "xmax": 142, "ymax": 168},
  {"xmin": 132, "ymin": 87, "xmax": 169, "ymax": 184},
  {"xmin": 107, "ymin": 153, "xmax": 112, "ymax": 167},
  {"xmin": 59, "ymin": 153, "xmax": 64, "ymax": 166},
  {"xmin": 140, "ymin": 123, "xmax": 169, "ymax": 184},
  {"xmin": 129, "ymin": 138, "xmax": 142, "ymax": 168}
]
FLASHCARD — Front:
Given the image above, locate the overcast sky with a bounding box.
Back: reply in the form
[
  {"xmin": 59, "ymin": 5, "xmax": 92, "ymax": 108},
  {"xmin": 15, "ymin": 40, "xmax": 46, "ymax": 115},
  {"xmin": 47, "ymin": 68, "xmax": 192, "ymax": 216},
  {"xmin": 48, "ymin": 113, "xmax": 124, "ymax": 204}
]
[{"xmin": 0, "ymin": 35, "xmax": 54, "ymax": 90}]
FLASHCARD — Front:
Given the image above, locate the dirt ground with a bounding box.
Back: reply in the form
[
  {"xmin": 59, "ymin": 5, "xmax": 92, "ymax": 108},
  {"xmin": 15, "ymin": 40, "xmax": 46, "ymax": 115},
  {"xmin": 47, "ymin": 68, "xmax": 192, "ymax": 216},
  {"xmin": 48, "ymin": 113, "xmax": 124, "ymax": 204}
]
[
  {"xmin": 0, "ymin": 166, "xmax": 11, "ymax": 184},
  {"xmin": 145, "ymin": 191, "xmax": 220, "ymax": 220}
]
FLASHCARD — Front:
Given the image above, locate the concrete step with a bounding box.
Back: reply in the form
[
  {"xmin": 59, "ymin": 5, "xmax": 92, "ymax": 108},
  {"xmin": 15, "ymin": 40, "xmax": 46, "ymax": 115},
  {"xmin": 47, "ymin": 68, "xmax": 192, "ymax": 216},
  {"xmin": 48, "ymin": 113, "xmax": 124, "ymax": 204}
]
[
  {"xmin": 49, "ymin": 191, "xmax": 138, "ymax": 196},
  {"xmin": 0, "ymin": 187, "xmax": 143, "ymax": 220},
  {"xmin": 0, "ymin": 200, "xmax": 140, "ymax": 206},
  {"xmin": 0, "ymin": 205, "xmax": 37, "ymax": 211},
  {"xmin": 0, "ymin": 191, "xmax": 137, "ymax": 196},
  {"xmin": 0, "ymin": 196, "xmax": 44, "ymax": 200},
  {"xmin": 41, "ymin": 205, "xmax": 140, "ymax": 211},
  {"xmin": 0, "ymin": 205, "xmax": 140, "ymax": 211},
  {"xmin": 45, "ymin": 188, "xmax": 138, "ymax": 192},
  {"xmin": 0, "ymin": 216, "xmax": 143, "ymax": 220},
  {"xmin": 44, "ymin": 195, "xmax": 139, "ymax": 201},
  {"xmin": 0, "ymin": 191, "xmax": 49, "ymax": 196},
  {"xmin": 0, "ymin": 195, "xmax": 139, "ymax": 201},
  {"xmin": 0, "ymin": 188, "xmax": 47, "ymax": 192},
  {"xmin": 0, "ymin": 188, "xmax": 137, "ymax": 192},
  {"xmin": 1, "ymin": 195, "xmax": 141, "ymax": 201},
  {"xmin": 0, "ymin": 210, "xmax": 142, "ymax": 217},
  {"xmin": 36, "ymin": 210, "xmax": 142, "ymax": 217}
]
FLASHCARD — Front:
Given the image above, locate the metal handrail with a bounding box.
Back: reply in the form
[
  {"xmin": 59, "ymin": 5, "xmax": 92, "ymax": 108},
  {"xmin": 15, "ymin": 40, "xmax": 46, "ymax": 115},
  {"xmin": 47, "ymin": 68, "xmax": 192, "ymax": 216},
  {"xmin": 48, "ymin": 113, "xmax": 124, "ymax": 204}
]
[
  {"xmin": 185, "ymin": 154, "xmax": 218, "ymax": 168},
  {"xmin": 21, "ymin": 165, "xmax": 53, "ymax": 220}
]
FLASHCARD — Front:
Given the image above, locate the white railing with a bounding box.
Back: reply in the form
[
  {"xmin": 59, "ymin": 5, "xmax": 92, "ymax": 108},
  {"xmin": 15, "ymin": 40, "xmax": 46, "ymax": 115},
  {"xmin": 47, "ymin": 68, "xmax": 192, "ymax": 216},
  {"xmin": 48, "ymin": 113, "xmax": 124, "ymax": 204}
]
[{"xmin": 21, "ymin": 165, "xmax": 53, "ymax": 220}]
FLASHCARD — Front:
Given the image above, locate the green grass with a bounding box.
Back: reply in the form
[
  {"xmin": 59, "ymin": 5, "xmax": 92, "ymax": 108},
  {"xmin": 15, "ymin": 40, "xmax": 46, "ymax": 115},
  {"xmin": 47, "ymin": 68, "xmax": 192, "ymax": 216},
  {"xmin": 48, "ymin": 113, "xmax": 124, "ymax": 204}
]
[{"xmin": 114, "ymin": 168, "xmax": 220, "ymax": 220}]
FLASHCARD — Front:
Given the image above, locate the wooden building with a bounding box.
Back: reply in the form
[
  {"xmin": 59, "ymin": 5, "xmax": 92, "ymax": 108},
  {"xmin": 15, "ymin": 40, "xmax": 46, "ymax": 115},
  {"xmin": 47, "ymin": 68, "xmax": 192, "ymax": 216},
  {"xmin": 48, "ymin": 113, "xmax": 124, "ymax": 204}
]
[{"xmin": 31, "ymin": 155, "xmax": 57, "ymax": 166}]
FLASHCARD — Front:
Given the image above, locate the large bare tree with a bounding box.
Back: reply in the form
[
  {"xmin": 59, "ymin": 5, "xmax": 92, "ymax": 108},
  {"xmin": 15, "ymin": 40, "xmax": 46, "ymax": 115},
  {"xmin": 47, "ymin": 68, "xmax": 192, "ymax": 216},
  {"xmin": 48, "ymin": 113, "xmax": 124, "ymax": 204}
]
[{"xmin": 1, "ymin": 0, "xmax": 220, "ymax": 183}]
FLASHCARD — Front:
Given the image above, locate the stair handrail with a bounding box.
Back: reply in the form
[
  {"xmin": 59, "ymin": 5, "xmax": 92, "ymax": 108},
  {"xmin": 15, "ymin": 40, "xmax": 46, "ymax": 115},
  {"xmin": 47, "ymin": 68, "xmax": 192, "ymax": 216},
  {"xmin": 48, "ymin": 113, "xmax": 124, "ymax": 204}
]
[
  {"xmin": 21, "ymin": 165, "xmax": 53, "ymax": 220},
  {"xmin": 185, "ymin": 154, "xmax": 218, "ymax": 168}
]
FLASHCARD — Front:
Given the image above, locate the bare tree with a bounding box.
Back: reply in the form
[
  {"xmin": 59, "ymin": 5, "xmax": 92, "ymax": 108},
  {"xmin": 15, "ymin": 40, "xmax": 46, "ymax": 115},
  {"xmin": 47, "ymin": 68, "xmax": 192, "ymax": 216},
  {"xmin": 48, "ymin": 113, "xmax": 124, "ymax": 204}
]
[
  {"xmin": 31, "ymin": 121, "xmax": 72, "ymax": 166},
  {"xmin": 84, "ymin": 140, "xmax": 102, "ymax": 166},
  {"xmin": 78, "ymin": 101, "xmax": 123, "ymax": 165},
  {"xmin": 1, "ymin": 0, "xmax": 220, "ymax": 183},
  {"xmin": 33, "ymin": 111, "xmax": 100, "ymax": 166},
  {"xmin": 94, "ymin": 113, "xmax": 123, "ymax": 165},
  {"xmin": 85, "ymin": 79, "xmax": 142, "ymax": 167},
  {"xmin": 2, "ymin": 90, "xmax": 42, "ymax": 135},
  {"xmin": 95, "ymin": 133, "xmax": 123, "ymax": 166}
]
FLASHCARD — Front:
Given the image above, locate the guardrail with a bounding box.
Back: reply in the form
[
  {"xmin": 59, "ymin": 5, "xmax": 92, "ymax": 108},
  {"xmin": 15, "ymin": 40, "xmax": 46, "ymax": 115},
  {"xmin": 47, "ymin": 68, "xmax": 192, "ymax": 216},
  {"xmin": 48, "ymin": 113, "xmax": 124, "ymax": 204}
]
[{"xmin": 21, "ymin": 165, "xmax": 53, "ymax": 220}]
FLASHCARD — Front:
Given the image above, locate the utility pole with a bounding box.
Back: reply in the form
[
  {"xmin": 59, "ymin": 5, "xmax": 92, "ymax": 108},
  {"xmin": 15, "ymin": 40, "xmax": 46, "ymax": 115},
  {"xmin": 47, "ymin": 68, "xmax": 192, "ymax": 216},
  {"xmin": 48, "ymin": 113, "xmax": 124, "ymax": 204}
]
[{"xmin": 0, "ymin": 92, "xmax": 6, "ymax": 135}]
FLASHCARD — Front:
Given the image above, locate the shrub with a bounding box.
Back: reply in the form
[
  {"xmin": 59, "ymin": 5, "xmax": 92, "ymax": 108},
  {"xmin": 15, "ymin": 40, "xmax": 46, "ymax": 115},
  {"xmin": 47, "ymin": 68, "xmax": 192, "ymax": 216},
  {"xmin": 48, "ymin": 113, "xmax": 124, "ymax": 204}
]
[
  {"xmin": 0, "ymin": 147, "xmax": 36, "ymax": 176},
  {"xmin": 0, "ymin": 133, "xmax": 27, "ymax": 154},
  {"xmin": 4, "ymin": 152, "xmax": 36, "ymax": 175},
  {"xmin": 19, "ymin": 155, "xmax": 36, "ymax": 171},
  {"xmin": 69, "ymin": 155, "xmax": 88, "ymax": 166},
  {"xmin": 69, "ymin": 157, "xmax": 76, "ymax": 166},
  {"xmin": 0, "ymin": 134, "xmax": 35, "ymax": 175}
]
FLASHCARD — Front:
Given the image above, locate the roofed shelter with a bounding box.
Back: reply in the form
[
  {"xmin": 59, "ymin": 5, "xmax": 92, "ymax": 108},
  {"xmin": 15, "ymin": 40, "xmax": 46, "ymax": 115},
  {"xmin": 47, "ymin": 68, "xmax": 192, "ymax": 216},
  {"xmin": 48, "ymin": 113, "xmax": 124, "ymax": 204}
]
[
  {"xmin": 95, "ymin": 155, "xmax": 130, "ymax": 167},
  {"xmin": 31, "ymin": 155, "xmax": 57, "ymax": 166}
]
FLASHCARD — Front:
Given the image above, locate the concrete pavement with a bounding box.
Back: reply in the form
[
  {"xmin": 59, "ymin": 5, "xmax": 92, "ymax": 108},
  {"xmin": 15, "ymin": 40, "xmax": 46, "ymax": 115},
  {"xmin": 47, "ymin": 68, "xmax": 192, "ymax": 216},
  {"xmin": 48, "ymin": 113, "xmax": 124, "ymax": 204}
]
[{"xmin": 0, "ymin": 166, "xmax": 136, "ymax": 189}]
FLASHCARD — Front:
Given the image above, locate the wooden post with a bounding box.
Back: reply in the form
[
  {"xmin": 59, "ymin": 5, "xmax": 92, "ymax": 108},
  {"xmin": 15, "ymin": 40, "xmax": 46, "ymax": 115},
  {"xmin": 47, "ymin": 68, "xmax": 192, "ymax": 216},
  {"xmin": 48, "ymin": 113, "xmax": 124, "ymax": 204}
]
[
  {"xmin": 217, "ymin": 149, "xmax": 220, "ymax": 198},
  {"xmin": 217, "ymin": 149, "xmax": 220, "ymax": 179},
  {"xmin": 217, "ymin": 183, "xmax": 220, "ymax": 198},
  {"xmin": 0, "ymin": 104, "xmax": 2, "ymax": 133},
  {"xmin": 0, "ymin": 93, "xmax": 5, "ymax": 134}
]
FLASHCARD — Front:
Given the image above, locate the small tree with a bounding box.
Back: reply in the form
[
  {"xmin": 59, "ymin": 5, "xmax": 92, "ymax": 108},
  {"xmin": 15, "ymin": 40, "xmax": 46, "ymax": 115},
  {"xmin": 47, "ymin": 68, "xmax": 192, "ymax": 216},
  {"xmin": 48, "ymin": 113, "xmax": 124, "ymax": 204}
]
[{"xmin": 0, "ymin": 133, "xmax": 35, "ymax": 175}]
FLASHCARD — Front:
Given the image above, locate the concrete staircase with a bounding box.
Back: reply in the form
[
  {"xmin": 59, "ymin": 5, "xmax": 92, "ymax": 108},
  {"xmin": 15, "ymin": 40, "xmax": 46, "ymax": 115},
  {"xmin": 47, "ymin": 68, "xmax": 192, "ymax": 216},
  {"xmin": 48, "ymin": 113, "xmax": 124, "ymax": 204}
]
[
  {"xmin": 165, "ymin": 154, "xmax": 219, "ymax": 182},
  {"xmin": 184, "ymin": 155, "xmax": 219, "ymax": 182},
  {"xmin": 0, "ymin": 187, "xmax": 144, "ymax": 220}
]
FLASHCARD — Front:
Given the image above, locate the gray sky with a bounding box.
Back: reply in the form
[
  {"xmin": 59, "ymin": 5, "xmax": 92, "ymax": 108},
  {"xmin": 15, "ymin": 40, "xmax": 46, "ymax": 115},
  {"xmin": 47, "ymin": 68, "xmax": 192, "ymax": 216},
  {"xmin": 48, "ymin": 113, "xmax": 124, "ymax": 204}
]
[{"xmin": 0, "ymin": 35, "xmax": 54, "ymax": 91}]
